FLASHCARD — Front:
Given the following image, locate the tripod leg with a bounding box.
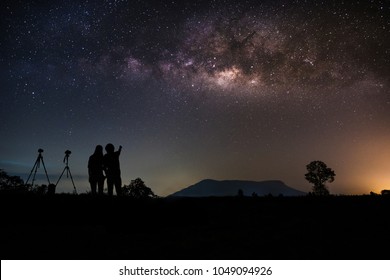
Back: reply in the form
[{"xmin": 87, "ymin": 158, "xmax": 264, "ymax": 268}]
[
  {"xmin": 40, "ymin": 158, "xmax": 51, "ymax": 185},
  {"xmin": 56, "ymin": 167, "xmax": 77, "ymax": 194},
  {"xmin": 67, "ymin": 167, "xmax": 77, "ymax": 194},
  {"xmin": 31, "ymin": 162, "xmax": 40, "ymax": 187},
  {"xmin": 55, "ymin": 167, "xmax": 67, "ymax": 187},
  {"xmin": 25, "ymin": 159, "xmax": 39, "ymax": 186}
]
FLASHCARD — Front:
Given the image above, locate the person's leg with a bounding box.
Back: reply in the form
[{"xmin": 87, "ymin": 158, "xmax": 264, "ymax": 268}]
[
  {"xmin": 90, "ymin": 180, "xmax": 97, "ymax": 195},
  {"xmin": 98, "ymin": 178, "xmax": 104, "ymax": 195},
  {"xmin": 107, "ymin": 178, "xmax": 113, "ymax": 196},
  {"xmin": 114, "ymin": 177, "xmax": 122, "ymax": 196}
]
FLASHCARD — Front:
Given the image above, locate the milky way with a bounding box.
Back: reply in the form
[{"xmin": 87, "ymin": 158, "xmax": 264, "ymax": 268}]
[
  {"xmin": 1, "ymin": 0, "xmax": 389, "ymax": 195},
  {"xmin": 79, "ymin": 1, "xmax": 389, "ymax": 97}
]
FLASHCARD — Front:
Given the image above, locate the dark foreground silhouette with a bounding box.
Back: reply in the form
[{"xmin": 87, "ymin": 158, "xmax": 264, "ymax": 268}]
[{"xmin": 1, "ymin": 193, "xmax": 390, "ymax": 260}]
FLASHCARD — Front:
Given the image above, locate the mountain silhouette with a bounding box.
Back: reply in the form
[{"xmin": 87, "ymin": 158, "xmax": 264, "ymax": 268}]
[{"xmin": 170, "ymin": 179, "xmax": 306, "ymax": 197}]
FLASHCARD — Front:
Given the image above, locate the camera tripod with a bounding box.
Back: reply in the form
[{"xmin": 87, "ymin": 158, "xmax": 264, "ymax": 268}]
[
  {"xmin": 55, "ymin": 150, "xmax": 77, "ymax": 194},
  {"xmin": 25, "ymin": 149, "xmax": 51, "ymax": 187}
]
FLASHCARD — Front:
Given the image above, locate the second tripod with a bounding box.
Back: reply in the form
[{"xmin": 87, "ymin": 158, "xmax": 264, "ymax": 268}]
[{"xmin": 55, "ymin": 150, "xmax": 77, "ymax": 194}]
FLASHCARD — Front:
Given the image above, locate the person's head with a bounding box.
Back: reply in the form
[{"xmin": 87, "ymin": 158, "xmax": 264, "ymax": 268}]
[
  {"xmin": 105, "ymin": 143, "xmax": 115, "ymax": 153},
  {"xmin": 94, "ymin": 145, "xmax": 103, "ymax": 155}
]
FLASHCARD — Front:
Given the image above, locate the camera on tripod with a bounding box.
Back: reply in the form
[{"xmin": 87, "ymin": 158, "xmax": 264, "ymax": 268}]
[
  {"xmin": 58, "ymin": 149, "xmax": 77, "ymax": 194},
  {"xmin": 26, "ymin": 148, "xmax": 77, "ymax": 194},
  {"xmin": 63, "ymin": 150, "xmax": 71, "ymax": 163}
]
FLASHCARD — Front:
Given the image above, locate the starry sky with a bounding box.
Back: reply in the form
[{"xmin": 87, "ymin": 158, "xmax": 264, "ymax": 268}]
[{"xmin": 1, "ymin": 0, "xmax": 389, "ymax": 196}]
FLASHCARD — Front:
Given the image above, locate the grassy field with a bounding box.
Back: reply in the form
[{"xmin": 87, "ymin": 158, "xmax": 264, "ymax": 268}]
[{"xmin": 1, "ymin": 193, "xmax": 390, "ymax": 259}]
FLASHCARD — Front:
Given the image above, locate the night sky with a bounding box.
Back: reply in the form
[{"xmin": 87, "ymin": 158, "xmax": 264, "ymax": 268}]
[{"xmin": 1, "ymin": 0, "xmax": 389, "ymax": 196}]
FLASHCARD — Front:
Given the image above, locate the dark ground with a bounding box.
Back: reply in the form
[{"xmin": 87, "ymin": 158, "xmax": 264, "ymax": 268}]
[{"xmin": 1, "ymin": 193, "xmax": 390, "ymax": 260}]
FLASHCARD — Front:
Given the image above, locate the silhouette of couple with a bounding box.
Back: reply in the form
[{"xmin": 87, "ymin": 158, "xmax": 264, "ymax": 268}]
[{"xmin": 88, "ymin": 143, "xmax": 122, "ymax": 196}]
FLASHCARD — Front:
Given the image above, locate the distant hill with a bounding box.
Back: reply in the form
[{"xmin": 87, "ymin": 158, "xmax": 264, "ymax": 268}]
[{"xmin": 169, "ymin": 179, "xmax": 306, "ymax": 197}]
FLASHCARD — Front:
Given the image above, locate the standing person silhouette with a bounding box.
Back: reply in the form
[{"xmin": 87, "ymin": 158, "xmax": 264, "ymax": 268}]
[
  {"xmin": 88, "ymin": 145, "xmax": 105, "ymax": 195},
  {"xmin": 103, "ymin": 143, "xmax": 122, "ymax": 196}
]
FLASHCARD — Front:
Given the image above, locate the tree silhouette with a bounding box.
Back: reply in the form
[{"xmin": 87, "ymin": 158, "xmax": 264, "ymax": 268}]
[
  {"xmin": 31, "ymin": 184, "xmax": 48, "ymax": 195},
  {"xmin": 0, "ymin": 169, "xmax": 25, "ymax": 191},
  {"xmin": 305, "ymin": 161, "xmax": 335, "ymax": 195},
  {"xmin": 122, "ymin": 178, "xmax": 157, "ymax": 199}
]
